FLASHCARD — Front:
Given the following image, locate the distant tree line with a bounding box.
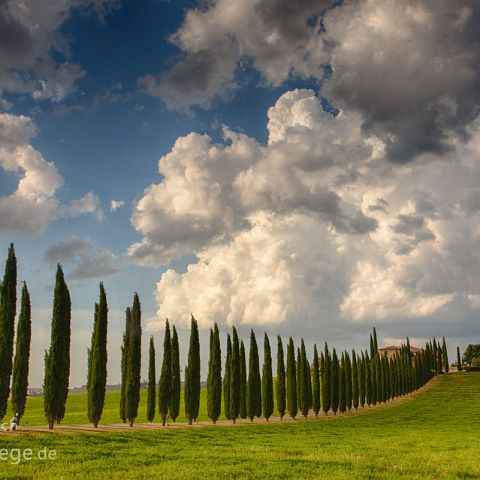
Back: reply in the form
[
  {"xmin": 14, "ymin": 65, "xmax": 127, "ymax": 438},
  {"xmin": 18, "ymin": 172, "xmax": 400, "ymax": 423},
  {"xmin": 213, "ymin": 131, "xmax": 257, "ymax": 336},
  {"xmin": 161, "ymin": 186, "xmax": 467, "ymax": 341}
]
[{"xmin": 0, "ymin": 244, "xmax": 458, "ymax": 429}]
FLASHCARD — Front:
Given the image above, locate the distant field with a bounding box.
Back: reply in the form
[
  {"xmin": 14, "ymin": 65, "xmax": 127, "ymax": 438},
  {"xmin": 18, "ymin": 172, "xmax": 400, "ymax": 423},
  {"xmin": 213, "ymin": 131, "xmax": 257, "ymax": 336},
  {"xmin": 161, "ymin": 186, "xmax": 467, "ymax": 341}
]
[{"xmin": 0, "ymin": 372, "xmax": 479, "ymax": 479}]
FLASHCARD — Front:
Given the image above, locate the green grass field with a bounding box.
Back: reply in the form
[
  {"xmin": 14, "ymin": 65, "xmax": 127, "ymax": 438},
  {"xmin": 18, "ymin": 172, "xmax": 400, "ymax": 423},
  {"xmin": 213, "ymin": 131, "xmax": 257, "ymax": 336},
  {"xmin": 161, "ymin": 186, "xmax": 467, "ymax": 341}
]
[
  {"xmin": 0, "ymin": 372, "xmax": 478, "ymax": 479},
  {"xmin": 9, "ymin": 387, "xmax": 221, "ymax": 426}
]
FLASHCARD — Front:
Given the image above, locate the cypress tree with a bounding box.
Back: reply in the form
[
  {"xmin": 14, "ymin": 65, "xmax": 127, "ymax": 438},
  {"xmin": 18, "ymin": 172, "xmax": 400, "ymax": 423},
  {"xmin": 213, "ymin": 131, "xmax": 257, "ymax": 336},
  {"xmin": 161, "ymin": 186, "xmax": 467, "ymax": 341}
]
[
  {"xmin": 433, "ymin": 338, "xmax": 440, "ymax": 374},
  {"xmin": 207, "ymin": 323, "xmax": 222, "ymax": 423},
  {"xmin": 359, "ymin": 352, "xmax": 366, "ymax": 408},
  {"xmin": 286, "ymin": 337, "xmax": 297, "ymax": 419},
  {"xmin": 351, "ymin": 350, "xmax": 359, "ymax": 411},
  {"xmin": 442, "ymin": 337, "xmax": 449, "ymax": 373},
  {"xmin": 365, "ymin": 352, "xmax": 372, "ymax": 406},
  {"xmin": 457, "ymin": 346, "xmax": 462, "ymax": 371},
  {"xmin": 126, "ymin": 293, "xmax": 142, "ymax": 427},
  {"xmin": 276, "ymin": 335, "xmax": 286, "ymax": 420},
  {"xmin": 184, "ymin": 315, "xmax": 200, "ymax": 425},
  {"xmin": 262, "ymin": 333, "xmax": 274, "ymax": 421},
  {"xmin": 119, "ymin": 307, "xmax": 131, "ymax": 423},
  {"xmin": 339, "ymin": 353, "xmax": 346, "ymax": 414},
  {"xmin": 239, "ymin": 340, "xmax": 247, "ymax": 419},
  {"xmin": 331, "ymin": 348, "xmax": 339, "ymax": 415},
  {"xmin": 247, "ymin": 329, "xmax": 261, "ymax": 421},
  {"xmin": 437, "ymin": 346, "xmax": 443, "ymax": 375},
  {"xmin": 147, "ymin": 336, "xmax": 156, "ymax": 422},
  {"xmin": 223, "ymin": 334, "xmax": 231, "ymax": 421},
  {"xmin": 0, "ymin": 243, "xmax": 17, "ymax": 420},
  {"xmin": 369, "ymin": 334, "xmax": 374, "ymax": 358},
  {"xmin": 229, "ymin": 326, "xmax": 240, "ymax": 422},
  {"xmin": 321, "ymin": 343, "xmax": 331, "ymax": 415},
  {"xmin": 371, "ymin": 353, "xmax": 378, "ymax": 405},
  {"xmin": 373, "ymin": 327, "xmax": 378, "ymax": 352},
  {"xmin": 87, "ymin": 283, "xmax": 108, "ymax": 428},
  {"xmin": 378, "ymin": 353, "xmax": 384, "ymax": 403},
  {"xmin": 299, "ymin": 340, "xmax": 310, "ymax": 418},
  {"xmin": 306, "ymin": 359, "xmax": 312, "ymax": 409},
  {"xmin": 43, "ymin": 264, "xmax": 71, "ymax": 429},
  {"xmin": 296, "ymin": 347, "xmax": 302, "ymax": 409},
  {"xmin": 345, "ymin": 351, "xmax": 352, "ymax": 411},
  {"xmin": 170, "ymin": 325, "xmax": 180, "ymax": 422},
  {"xmin": 11, "ymin": 282, "xmax": 31, "ymax": 423},
  {"xmin": 158, "ymin": 319, "xmax": 171, "ymax": 426},
  {"xmin": 312, "ymin": 344, "xmax": 320, "ymax": 417}
]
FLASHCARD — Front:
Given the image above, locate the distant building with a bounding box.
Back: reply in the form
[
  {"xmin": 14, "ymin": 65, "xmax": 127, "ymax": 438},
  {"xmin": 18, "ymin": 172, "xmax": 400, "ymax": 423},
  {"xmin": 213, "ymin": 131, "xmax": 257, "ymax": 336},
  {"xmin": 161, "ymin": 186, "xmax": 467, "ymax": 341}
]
[{"xmin": 379, "ymin": 345, "xmax": 422, "ymax": 360}]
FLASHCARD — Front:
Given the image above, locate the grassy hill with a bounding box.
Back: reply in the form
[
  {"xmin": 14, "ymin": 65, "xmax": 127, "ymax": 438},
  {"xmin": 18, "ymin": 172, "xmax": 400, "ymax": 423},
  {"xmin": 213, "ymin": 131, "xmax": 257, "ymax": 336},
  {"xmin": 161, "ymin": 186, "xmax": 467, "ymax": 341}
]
[{"xmin": 0, "ymin": 372, "xmax": 479, "ymax": 479}]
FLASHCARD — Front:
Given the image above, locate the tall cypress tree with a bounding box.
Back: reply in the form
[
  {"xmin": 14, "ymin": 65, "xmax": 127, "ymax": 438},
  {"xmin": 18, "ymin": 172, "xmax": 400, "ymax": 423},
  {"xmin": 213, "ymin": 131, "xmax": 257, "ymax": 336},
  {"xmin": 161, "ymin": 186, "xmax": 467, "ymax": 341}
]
[
  {"xmin": 345, "ymin": 351, "xmax": 352, "ymax": 411},
  {"xmin": 331, "ymin": 348, "xmax": 339, "ymax": 415},
  {"xmin": 239, "ymin": 339, "xmax": 247, "ymax": 419},
  {"xmin": 442, "ymin": 337, "xmax": 449, "ymax": 373},
  {"xmin": 87, "ymin": 283, "xmax": 108, "ymax": 428},
  {"xmin": 339, "ymin": 353, "xmax": 346, "ymax": 414},
  {"xmin": 321, "ymin": 343, "xmax": 331, "ymax": 415},
  {"xmin": 44, "ymin": 264, "xmax": 71, "ymax": 429},
  {"xmin": 276, "ymin": 335, "xmax": 286, "ymax": 420},
  {"xmin": 359, "ymin": 352, "xmax": 366, "ymax": 408},
  {"xmin": 365, "ymin": 352, "xmax": 372, "ymax": 406},
  {"xmin": 286, "ymin": 337, "xmax": 297, "ymax": 419},
  {"xmin": 262, "ymin": 333, "xmax": 274, "ymax": 421},
  {"xmin": 300, "ymin": 340, "xmax": 310, "ymax": 419},
  {"xmin": 230, "ymin": 326, "xmax": 240, "ymax": 422},
  {"xmin": 126, "ymin": 293, "xmax": 142, "ymax": 427},
  {"xmin": 223, "ymin": 334, "xmax": 231, "ymax": 421},
  {"xmin": 296, "ymin": 347, "xmax": 302, "ymax": 409},
  {"xmin": 11, "ymin": 282, "xmax": 31, "ymax": 423},
  {"xmin": 437, "ymin": 346, "xmax": 443, "ymax": 375},
  {"xmin": 170, "ymin": 325, "xmax": 180, "ymax": 422},
  {"xmin": 247, "ymin": 329, "xmax": 261, "ymax": 421},
  {"xmin": 0, "ymin": 243, "xmax": 17, "ymax": 420},
  {"xmin": 351, "ymin": 350, "xmax": 359, "ymax": 411},
  {"xmin": 457, "ymin": 346, "xmax": 462, "ymax": 371},
  {"xmin": 377, "ymin": 353, "xmax": 383, "ymax": 403},
  {"xmin": 158, "ymin": 319, "xmax": 171, "ymax": 426},
  {"xmin": 373, "ymin": 327, "xmax": 378, "ymax": 352},
  {"xmin": 120, "ymin": 307, "xmax": 131, "ymax": 423},
  {"xmin": 207, "ymin": 323, "xmax": 222, "ymax": 423},
  {"xmin": 371, "ymin": 352, "xmax": 378, "ymax": 405},
  {"xmin": 312, "ymin": 344, "xmax": 320, "ymax": 417},
  {"xmin": 184, "ymin": 315, "xmax": 200, "ymax": 425},
  {"xmin": 147, "ymin": 335, "xmax": 157, "ymax": 422},
  {"xmin": 147, "ymin": 336, "xmax": 156, "ymax": 422}
]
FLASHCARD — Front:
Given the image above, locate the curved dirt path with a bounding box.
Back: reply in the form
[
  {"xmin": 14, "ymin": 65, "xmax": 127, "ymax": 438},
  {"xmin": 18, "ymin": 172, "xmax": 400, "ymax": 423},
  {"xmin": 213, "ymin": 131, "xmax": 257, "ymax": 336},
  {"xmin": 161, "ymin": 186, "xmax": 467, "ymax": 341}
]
[{"xmin": 4, "ymin": 376, "xmax": 440, "ymax": 435}]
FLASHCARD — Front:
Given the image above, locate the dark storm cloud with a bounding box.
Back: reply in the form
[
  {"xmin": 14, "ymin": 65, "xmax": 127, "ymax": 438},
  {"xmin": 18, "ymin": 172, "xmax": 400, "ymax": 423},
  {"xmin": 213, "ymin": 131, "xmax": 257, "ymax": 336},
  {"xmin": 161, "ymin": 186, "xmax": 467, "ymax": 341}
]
[
  {"xmin": 150, "ymin": 0, "xmax": 480, "ymax": 164},
  {"xmin": 323, "ymin": 0, "xmax": 480, "ymax": 163},
  {"xmin": 0, "ymin": 0, "xmax": 34, "ymax": 61}
]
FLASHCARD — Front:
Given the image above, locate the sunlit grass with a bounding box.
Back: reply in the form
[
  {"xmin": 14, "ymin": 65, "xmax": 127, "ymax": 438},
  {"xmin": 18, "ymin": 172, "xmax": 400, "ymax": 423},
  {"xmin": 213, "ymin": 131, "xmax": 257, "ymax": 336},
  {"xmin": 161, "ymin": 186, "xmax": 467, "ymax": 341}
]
[{"xmin": 0, "ymin": 372, "xmax": 478, "ymax": 479}]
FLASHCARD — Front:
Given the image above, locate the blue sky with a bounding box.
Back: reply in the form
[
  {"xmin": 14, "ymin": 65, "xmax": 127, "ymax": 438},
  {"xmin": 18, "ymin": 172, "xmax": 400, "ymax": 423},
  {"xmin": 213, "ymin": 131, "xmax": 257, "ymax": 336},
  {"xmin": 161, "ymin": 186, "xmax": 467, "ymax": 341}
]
[{"xmin": 1, "ymin": 0, "xmax": 479, "ymax": 387}]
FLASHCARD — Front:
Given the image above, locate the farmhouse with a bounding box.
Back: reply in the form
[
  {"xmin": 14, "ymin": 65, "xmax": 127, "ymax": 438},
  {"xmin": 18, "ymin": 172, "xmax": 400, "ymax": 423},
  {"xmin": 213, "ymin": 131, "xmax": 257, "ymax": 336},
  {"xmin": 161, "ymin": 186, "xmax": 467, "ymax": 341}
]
[{"xmin": 379, "ymin": 345, "xmax": 422, "ymax": 359}]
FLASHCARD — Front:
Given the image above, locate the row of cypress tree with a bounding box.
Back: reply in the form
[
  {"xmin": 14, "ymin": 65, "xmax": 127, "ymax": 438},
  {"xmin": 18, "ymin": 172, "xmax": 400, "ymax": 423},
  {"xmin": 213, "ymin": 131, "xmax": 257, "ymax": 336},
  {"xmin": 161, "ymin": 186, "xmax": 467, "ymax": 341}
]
[
  {"xmin": 145, "ymin": 324, "xmax": 448, "ymax": 425},
  {"xmin": 0, "ymin": 244, "xmax": 452, "ymax": 429}
]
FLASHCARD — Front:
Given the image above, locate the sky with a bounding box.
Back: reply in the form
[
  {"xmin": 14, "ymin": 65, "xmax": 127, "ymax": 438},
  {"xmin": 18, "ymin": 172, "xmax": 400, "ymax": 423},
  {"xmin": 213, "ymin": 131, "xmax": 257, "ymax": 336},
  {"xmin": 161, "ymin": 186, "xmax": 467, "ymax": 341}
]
[{"xmin": 0, "ymin": 0, "xmax": 479, "ymax": 388}]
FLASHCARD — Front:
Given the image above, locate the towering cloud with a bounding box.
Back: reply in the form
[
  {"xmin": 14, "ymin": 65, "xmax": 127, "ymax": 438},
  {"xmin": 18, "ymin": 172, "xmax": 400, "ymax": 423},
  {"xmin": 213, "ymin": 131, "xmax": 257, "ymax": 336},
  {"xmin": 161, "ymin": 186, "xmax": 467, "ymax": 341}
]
[{"xmin": 131, "ymin": 83, "xmax": 480, "ymax": 334}]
